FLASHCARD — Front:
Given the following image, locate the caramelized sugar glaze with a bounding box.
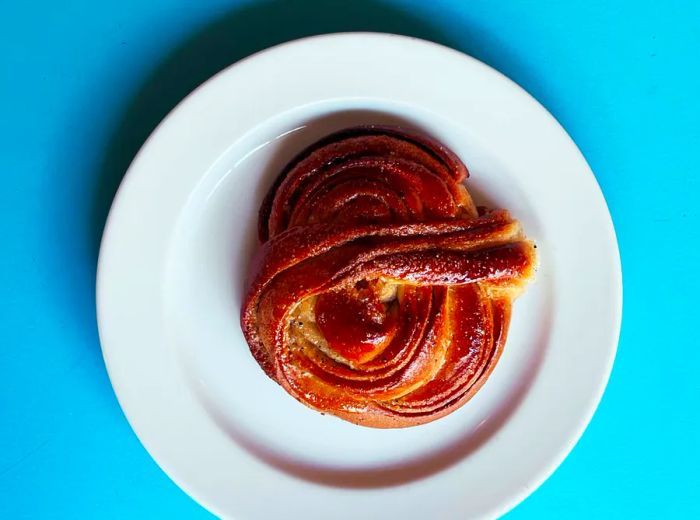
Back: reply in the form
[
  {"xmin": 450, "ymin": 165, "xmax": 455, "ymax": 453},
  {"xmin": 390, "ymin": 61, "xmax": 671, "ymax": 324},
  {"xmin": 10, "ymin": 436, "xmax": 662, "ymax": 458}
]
[{"xmin": 241, "ymin": 126, "xmax": 537, "ymax": 428}]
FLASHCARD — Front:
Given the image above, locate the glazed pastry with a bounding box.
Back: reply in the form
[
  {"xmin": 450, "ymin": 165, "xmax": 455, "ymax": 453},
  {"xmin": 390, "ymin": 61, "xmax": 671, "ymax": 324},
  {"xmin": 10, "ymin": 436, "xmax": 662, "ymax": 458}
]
[{"xmin": 241, "ymin": 126, "xmax": 537, "ymax": 428}]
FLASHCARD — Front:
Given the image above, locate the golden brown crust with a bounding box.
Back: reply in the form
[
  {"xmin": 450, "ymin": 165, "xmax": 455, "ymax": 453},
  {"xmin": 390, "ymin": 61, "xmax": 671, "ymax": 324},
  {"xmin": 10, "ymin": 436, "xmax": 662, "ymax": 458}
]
[{"xmin": 241, "ymin": 126, "xmax": 536, "ymax": 428}]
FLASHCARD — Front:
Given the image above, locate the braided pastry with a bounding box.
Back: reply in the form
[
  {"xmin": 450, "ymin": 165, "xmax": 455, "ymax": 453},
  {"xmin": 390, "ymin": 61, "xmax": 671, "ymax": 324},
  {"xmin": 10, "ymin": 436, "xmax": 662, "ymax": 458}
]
[{"xmin": 241, "ymin": 126, "xmax": 536, "ymax": 428}]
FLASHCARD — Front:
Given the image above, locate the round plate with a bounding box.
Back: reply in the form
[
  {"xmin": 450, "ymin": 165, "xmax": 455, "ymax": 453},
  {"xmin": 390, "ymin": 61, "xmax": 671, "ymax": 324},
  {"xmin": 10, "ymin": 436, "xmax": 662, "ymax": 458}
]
[{"xmin": 97, "ymin": 33, "xmax": 621, "ymax": 519}]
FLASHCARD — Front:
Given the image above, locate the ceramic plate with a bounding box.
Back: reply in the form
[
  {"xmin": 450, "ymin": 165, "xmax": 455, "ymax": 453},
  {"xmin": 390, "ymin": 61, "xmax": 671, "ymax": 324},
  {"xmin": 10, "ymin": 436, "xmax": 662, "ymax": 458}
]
[{"xmin": 97, "ymin": 33, "xmax": 621, "ymax": 519}]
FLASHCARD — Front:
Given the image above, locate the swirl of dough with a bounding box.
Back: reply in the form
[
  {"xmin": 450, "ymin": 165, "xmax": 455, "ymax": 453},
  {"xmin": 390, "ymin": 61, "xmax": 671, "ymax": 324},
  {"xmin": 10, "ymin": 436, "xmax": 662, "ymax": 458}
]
[{"xmin": 241, "ymin": 126, "xmax": 536, "ymax": 428}]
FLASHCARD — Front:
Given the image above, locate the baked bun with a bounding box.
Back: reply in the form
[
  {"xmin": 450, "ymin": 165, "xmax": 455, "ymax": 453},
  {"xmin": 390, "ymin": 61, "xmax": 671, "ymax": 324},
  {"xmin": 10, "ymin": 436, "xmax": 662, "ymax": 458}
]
[{"xmin": 241, "ymin": 126, "xmax": 536, "ymax": 428}]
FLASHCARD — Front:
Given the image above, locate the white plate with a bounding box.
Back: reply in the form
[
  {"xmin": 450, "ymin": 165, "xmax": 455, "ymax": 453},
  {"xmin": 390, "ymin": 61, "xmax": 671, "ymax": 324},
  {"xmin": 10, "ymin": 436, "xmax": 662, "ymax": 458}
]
[{"xmin": 97, "ymin": 33, "xmax": 621, "ymax": 519}]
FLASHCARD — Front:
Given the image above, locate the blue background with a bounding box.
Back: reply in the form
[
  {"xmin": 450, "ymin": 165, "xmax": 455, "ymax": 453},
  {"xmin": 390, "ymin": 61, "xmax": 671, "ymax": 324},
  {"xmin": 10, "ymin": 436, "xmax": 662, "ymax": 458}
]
[{"xmin": 2, "ymin": 1, "xmax": 698, "ymax": 517}]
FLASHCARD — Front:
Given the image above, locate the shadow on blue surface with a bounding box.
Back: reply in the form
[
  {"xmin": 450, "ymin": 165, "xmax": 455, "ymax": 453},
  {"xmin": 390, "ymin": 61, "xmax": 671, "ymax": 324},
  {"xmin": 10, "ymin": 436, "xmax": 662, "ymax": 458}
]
[{"xmin": 89, "ymin": 0, "xmax": 518, "ymax": 258}]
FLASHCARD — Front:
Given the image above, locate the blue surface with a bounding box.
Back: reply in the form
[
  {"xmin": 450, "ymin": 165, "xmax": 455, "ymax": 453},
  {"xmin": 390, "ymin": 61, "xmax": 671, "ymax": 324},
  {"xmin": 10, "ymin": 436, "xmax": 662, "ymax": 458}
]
[{"xmin": 2, "ymin": 1, "xmax": 698, "ymax": 517}]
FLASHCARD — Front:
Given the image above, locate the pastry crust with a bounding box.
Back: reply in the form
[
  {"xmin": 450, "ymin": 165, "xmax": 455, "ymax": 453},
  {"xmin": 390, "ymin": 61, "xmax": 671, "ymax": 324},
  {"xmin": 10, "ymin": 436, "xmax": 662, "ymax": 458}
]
[{"xmin": 241, "ymin": 126, "xmax": 536, "ymax": 428}]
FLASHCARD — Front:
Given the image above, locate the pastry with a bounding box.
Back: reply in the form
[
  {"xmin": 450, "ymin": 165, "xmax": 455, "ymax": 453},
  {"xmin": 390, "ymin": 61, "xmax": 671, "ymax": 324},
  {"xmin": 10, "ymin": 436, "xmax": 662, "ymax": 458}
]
[{"xmin": 241, "ymin": 126, "xmax": 537, "ymax": 428}]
